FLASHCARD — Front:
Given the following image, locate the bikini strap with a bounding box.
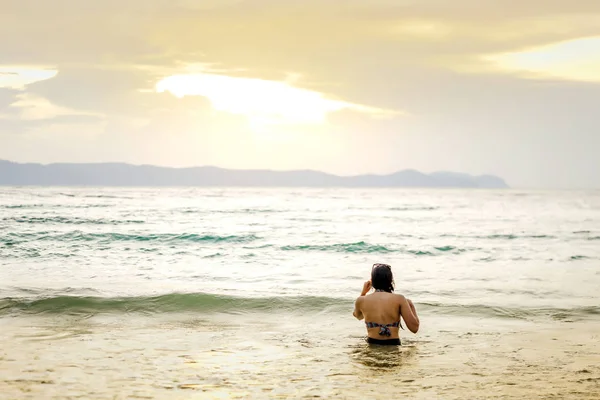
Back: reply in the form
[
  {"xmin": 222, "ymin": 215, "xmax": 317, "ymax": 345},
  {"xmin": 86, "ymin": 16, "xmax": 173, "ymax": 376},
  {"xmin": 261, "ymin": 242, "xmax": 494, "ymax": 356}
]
[{"xmin": 365, "ymin": 321, "xmax": 401, "ymax": 337}]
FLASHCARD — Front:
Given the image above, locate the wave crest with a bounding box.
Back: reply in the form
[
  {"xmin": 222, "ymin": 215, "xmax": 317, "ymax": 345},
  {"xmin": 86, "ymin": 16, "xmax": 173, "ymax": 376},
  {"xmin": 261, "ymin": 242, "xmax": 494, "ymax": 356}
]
[
  {"xmin": 3, "ymin": 216, "xmax": 144, "ymax": 225},
  {"xmin": 0, "ymin": 293, "xmax": 344, "ymax": 316},
  {"xmin": 280, "ymin": 242, "xmax": 393, "ymax": 254},
  {"xmin": 2, "ymin": 293, "xmax": 598, "ymax": 322},
  {"xmin": 1, "ymin": 232, "xmax": 260, "ymax": 244}
]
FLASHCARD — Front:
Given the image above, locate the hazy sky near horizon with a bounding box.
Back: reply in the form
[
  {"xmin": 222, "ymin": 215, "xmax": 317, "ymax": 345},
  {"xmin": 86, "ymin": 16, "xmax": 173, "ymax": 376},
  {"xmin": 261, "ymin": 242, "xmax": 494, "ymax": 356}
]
[{"xmin": 1, "ymin": 0, "xmax": 599, "ymax": 189}]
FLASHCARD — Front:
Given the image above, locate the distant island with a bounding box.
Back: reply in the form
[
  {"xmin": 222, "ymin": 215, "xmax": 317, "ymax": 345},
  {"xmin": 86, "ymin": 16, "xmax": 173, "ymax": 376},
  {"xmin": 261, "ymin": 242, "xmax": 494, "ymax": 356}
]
[{"xmin": 0, "ymin": 160, "xmax": 509, "ymax": 188}]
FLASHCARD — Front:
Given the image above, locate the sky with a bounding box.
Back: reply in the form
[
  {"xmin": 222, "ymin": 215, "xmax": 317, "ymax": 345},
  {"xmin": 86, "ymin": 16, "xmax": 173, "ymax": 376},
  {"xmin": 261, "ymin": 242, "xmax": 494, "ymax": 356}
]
[{"xmin": 1, "ymin": 0, "xmax": 599, "ymax": 189}]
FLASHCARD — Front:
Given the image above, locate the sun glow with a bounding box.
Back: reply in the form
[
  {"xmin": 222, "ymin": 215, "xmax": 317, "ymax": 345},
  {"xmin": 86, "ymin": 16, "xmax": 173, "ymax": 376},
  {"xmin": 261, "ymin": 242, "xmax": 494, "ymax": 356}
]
[
  {"xmin": 484, "ymin": 36, "xmax": 600, "ymax": 82},
  {"xmin": 155, "ymin": 72, "xmax": 393, "ymax": 130}
]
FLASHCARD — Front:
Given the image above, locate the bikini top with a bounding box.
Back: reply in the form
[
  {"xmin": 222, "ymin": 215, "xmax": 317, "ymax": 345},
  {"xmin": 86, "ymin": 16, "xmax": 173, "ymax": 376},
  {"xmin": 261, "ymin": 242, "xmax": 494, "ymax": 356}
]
[{"xmin": 365, "ymin": 321, "xmax": 400, "ymax": 337}]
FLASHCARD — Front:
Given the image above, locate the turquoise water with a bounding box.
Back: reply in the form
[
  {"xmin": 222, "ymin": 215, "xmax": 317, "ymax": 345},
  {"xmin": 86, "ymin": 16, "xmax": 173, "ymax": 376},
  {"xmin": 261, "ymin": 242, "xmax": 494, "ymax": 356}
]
[{"xmin": 1, "ymin": 187, "xmax": 600, "ymax": 399}]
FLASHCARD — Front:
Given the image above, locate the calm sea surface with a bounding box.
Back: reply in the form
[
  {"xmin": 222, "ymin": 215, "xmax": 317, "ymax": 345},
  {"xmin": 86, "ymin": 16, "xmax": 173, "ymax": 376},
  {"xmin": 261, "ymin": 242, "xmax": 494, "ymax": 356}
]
[{"xmin": 1, "ymin": 187, "xmax": 599, "ymax": 399}]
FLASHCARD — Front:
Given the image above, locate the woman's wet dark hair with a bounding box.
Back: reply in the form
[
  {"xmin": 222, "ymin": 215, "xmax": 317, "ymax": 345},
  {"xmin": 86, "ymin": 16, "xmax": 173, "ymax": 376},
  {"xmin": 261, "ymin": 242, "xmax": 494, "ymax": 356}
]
[{"xmin": 371, "ymin": 263, "xmax": 394, "ymax": 293}]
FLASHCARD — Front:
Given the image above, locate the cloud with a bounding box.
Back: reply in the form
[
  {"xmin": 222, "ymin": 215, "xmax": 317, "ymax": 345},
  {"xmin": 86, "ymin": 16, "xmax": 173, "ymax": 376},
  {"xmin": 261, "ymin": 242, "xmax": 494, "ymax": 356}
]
[
  {"xmin": 0, "ymin": 66, "xmax": 57, "ymax": 89},
  {"xmin": 0, "ymin": 88, "xmax": 19, "ymax": 110},
  {"xmin": 3, "ymin": 1, "xmax": 599, "ymax": 73},
  {"xmin": 3, "ymin": 93, "xmax": 103, "ymax": 121},
  {"xmin": 25, "ymin": 67, "xmax": 158, "ymax": 117},
  {"xmin": 482, "ymin": 36, "xmax": 600, "ymax": 83}
]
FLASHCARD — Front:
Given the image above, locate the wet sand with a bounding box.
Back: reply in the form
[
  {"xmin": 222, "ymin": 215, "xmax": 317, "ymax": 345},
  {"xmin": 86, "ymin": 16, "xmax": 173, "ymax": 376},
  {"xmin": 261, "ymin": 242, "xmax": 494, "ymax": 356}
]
[{"xmin": 1, "ymin": 314, "xmax": 599, "ymax": 399}]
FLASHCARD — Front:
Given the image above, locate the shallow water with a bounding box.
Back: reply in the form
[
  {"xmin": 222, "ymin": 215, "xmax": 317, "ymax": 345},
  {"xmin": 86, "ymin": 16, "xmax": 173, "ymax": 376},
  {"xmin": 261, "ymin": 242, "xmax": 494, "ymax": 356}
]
[{"xmin": 1, "ymin": 187, "xmax": 599, "ymax": 398}]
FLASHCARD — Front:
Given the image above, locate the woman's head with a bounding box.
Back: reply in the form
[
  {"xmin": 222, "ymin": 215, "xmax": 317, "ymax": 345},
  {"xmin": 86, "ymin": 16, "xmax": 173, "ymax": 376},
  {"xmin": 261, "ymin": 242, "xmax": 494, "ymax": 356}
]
[{"xmin": 371, "ymin": 263, "xmax": 394, "ymax": 293}]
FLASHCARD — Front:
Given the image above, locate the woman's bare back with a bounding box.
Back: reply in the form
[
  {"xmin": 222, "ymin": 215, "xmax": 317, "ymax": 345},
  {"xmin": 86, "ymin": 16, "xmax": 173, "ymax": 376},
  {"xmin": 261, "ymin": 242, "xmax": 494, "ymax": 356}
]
[{"xmin": 353, "ymin": 282, "xmax": 420, "ymax": 340}]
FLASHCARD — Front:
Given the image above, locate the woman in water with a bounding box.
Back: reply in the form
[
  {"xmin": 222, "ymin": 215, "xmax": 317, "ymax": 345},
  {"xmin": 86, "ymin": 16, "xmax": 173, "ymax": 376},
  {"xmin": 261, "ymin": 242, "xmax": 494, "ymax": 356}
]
[{"xmin": 353, "ymin": 263, "xmax": 420, "ymax": 345}]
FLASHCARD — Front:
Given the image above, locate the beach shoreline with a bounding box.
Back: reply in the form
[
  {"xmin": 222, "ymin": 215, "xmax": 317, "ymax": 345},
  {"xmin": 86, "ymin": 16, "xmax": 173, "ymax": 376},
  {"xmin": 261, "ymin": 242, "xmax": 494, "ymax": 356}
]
[{"xmin": 1, "ymin": 312, "xmax": 599, "ymax": 399}]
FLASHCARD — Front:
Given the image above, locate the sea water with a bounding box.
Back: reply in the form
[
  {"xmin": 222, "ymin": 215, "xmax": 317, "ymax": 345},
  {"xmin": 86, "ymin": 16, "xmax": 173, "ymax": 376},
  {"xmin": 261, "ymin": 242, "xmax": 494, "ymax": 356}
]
[{"xmin": 1, "ymin": 187, "xmax": 599, "ymax": 399}]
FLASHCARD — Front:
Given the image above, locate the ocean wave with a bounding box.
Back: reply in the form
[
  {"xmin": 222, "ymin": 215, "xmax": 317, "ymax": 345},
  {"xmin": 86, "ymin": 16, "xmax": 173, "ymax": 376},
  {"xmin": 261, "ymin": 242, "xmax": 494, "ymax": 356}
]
[
  {"xmin": 481, "ymin": 234, "xmax": 555, "ymax": 240},
  {"xmin": 441, "ymin": 234, "xmax": 556, "ymax": 240},
  {"xmin": 280, "ymin": 242, "xmax": 393, "ymax": 254},
  {"xmin": 82, "ymin": 194, "xmax": 133, "ymax": 199},
  {"xmin": 0, "ymin": 232, "xmax": 260, "ymax": 244},
  {"xmin": 55, "ymin": 193, "xmax": 134, "ymax": 199},
  {"xmin": 1, "ymin": 293, "xmax": 598, "ymax": 321},
  {"xmin": 2, "ymin": 204, "xmax": 112, "ymax": 209},
  {"xmin": 2, "ymin": 204, "xmax": 47, "ymax": 209},
  {"xmin": 3, "ymin": 216, "xmax": 145, "ymax": 225},
  {"xmin": 570, "ymin": 255, "xmax": 590, "ymax": 261},
  {"xmin": 203, "ymin": 252, "xmax": 224, "ymax": 258},
  {"xmin": 433, "ymin": 245, "xmax": 463, "ymax": 252},
  {"xmin": 215, "ymin": 208, "xmax": 284, "ymax": 214},
  {"xmin": 178, "ymin": 208, "xmax": 283, "ymax": 214},
  {"xmin": 0, "ymin": 293, "xmax": 345, "ymax": 316},
  {"xmin": 388, "ymin": 206, "xmax": 439, "ymax": 211},
  {"xmin": 279, "ymin": 242, "xmax": 473, "ymax": 255},
  {"xmin": 419, "ymin": 302, "xmax": 600, "ymax": 321}
]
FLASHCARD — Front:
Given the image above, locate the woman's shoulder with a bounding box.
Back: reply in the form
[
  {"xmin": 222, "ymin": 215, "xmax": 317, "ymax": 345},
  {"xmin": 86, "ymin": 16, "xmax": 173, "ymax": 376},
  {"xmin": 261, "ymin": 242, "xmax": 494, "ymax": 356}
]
[{"xmin": 393, "ymin": 292, "xmax": 407, "ymax": 301}]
